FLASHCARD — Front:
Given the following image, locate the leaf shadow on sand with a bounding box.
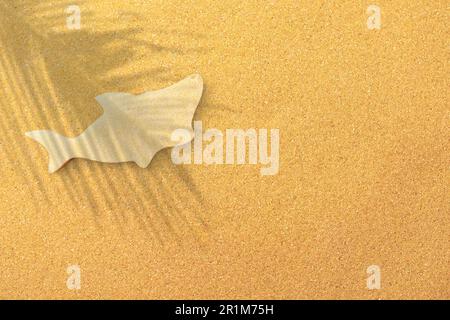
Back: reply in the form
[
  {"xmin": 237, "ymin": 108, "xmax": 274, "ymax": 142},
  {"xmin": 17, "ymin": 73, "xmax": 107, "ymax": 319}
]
[{"xmin": 0, "ymin": 0, "xmax": 208, "ymax": 245}]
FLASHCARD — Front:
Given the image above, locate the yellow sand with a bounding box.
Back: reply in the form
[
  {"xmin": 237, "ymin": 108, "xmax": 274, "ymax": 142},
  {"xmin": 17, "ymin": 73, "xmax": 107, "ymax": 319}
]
[{"xmin": 0, "ymin": 0, "xmax": 448, "ymax": 299}]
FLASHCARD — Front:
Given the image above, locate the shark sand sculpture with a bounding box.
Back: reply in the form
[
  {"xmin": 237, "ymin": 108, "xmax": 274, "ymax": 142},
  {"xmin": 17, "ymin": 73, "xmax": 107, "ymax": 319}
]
[{"xmin": 26, "ymin": 74, "xmax": 204, "ymax": 173}]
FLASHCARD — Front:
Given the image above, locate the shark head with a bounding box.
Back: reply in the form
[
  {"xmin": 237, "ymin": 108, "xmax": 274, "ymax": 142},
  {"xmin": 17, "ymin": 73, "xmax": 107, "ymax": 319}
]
[
  {"xmin": 185, "ymin": 73, "xmax": 203, "ymax": 86},
  {"xmin": 93, "ymin": 74, "xmax": 204, "ymax": 143},
  {"xmin": 95, "ymin": 74, "xmax": 203, "ymax": 110},
  {"xmin": 177, "ymin": 73, "xmax": 204, "ymax": 102}
]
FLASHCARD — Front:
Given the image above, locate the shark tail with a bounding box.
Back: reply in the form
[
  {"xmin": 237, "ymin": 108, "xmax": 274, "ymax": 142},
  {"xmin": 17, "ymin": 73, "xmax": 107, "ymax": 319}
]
[{"xmin": 25, "ymin": 130, "xmax": 73, "ymax": 173}]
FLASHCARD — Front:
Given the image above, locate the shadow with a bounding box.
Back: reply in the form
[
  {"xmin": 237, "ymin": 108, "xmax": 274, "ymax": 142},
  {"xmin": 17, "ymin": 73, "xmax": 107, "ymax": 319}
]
[{"xmin": 0, "ymin": 0, "xmax": 207, "ymax": 243}]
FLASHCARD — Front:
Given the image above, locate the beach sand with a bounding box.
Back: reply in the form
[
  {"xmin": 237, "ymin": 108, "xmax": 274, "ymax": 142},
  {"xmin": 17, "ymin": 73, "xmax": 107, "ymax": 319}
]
[{"xmin": 0, "ymin": 0, "xmax": 448, "ymax": 299}]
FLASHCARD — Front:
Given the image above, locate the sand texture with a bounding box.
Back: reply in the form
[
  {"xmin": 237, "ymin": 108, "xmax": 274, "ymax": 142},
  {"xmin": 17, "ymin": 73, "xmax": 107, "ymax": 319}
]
[{"xmin": 0, "ymin": 0, "xmax": 448, "ymax": 299}]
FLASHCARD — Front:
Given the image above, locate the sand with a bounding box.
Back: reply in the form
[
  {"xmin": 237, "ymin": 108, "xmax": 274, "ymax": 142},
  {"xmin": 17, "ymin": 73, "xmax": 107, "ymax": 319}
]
[{"xmin": 0, "ymin": 0, "xmax": 448, "ymax": 299}]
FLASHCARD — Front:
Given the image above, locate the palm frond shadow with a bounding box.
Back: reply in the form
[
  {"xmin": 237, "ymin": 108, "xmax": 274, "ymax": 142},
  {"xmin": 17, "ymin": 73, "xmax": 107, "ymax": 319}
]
[{"xmin": 0, "ymin": 1, "xmax": 207, "ymax": 243}]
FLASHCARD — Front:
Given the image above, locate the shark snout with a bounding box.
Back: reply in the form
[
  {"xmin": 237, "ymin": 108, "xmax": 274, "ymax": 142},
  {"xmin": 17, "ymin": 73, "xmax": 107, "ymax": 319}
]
[{"xmin": 188, "ymin": 73, "xmax": 203, "ymax": 86}]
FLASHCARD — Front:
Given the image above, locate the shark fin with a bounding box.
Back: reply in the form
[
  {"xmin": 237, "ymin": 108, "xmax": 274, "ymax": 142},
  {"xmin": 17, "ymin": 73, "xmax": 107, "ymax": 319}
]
[{"xmin": 25, "ymin": 130, "xmax": 73, "ymax": 173}]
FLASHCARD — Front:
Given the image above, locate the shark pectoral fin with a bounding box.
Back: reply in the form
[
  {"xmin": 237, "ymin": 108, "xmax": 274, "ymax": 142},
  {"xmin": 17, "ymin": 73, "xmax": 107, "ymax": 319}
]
[
  {"xmin": 135, "ymin": 158, "xmax": 151, "ymax": 168},
  {"xmin": 134, "ymin": 150, "xmax": 158, "ymax": 168}
]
